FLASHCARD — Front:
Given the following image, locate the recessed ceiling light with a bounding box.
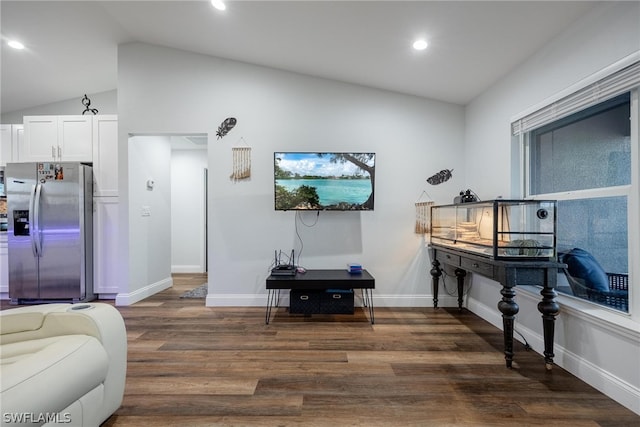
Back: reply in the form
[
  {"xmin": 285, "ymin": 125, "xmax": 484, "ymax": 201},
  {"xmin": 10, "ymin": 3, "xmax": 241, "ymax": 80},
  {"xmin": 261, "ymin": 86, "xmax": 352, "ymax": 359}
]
[
  {"xmin": 211, "ymin": 0, "xmax": 226, "ymax": 11},
  {"xmin": 412, "ymin": 39, "xmax": 428, "ymax": 51},
  {"xmin": 7, "ymin": 40, "xmax": 25, "ymax": 50}
]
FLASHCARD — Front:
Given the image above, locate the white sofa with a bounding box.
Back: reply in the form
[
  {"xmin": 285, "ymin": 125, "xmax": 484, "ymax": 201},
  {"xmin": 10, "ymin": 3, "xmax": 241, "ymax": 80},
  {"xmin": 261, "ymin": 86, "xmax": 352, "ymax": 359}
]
[{"xmin": 0, "ymin": 303, "xmax": 127, "ymax": 426}]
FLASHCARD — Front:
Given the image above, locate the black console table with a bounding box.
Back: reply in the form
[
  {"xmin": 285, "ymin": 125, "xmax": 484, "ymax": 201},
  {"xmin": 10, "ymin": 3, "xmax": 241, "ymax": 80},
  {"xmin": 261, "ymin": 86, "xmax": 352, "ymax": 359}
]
[
  {"xmin": 429, "ymin": 245, "xmax": 563, "ymax": 370},
  {"xmin": 266, "ymin": 269, "xmax": 375, "ymax": 325}
]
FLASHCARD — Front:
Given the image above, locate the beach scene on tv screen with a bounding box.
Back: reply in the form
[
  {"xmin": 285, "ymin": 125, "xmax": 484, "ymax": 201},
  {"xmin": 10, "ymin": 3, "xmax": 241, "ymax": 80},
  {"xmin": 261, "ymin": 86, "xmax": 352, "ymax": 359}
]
[{"xmin": 275, "ymin": 152, "xmax": 375, "ymax": 210}]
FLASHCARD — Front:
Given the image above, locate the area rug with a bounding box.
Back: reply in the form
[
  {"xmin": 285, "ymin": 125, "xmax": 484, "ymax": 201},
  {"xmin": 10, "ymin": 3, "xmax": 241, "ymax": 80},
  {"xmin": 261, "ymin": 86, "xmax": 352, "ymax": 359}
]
[{"xmin": 180, "ymin": 283, "xmax": 208, "ymax": 299}]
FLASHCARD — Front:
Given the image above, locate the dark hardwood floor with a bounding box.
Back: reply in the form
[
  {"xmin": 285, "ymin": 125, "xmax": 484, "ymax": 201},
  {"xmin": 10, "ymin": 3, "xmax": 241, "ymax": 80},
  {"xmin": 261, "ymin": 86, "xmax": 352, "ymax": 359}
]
[{"xmin": 4, "ymin": 274, "xmax": 638, "ymax": 426}]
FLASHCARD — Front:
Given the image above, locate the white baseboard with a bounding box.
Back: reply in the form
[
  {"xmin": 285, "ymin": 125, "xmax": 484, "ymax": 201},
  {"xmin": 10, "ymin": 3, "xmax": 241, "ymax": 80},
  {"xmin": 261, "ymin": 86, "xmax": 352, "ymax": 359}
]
[
  {"xmin": 115, "ymin": 276, "xmax": 173, "ymax": 306},
  {"xmin": 95, "ymin": 286, "xmax": 120, "ymax": 295},
  {"xmin": 558, "ymin": 343, "xmax": 640, "ymax": 415},
  {"xmin": 171, "ymin": 265, "xmax": 205, "ymax": 274},
  {"xmin": 206, "ymin": 293, "xmax": 265, "ymax": 307}
]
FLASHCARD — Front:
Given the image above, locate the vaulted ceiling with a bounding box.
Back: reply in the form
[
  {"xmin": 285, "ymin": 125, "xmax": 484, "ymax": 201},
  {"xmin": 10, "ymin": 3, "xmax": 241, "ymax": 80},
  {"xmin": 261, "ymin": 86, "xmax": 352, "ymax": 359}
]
[{"xmin": 1, "ymin": 1, "xmax": 599, "ymax": 114}]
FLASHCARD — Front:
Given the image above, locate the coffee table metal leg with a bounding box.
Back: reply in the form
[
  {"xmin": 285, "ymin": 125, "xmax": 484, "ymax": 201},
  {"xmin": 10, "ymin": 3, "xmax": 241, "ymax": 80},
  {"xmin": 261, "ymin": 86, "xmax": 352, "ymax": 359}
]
[
  {"xmin": 265, "ymin": 289, "xmax": 280, "ymax": 325},
  {"xmin": 362, "ymin": 288, "xmax": 375, "ymax": 324},
  {"xmin": 265, "ymin": 290, "xmax": 272, "ymax": 324}
]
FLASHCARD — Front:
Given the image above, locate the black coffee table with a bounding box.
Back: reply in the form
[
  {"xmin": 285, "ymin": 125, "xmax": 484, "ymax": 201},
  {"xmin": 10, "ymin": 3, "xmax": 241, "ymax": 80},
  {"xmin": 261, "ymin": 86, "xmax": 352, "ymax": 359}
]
[{"xmin": 265, "ymin": 269, "xmax": 375, "ymax": 324}]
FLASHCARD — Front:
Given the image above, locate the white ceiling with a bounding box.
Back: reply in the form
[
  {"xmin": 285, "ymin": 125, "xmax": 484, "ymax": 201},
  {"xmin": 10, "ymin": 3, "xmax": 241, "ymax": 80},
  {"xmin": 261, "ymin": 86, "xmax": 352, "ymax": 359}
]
[{"xmin": 0, "ymin": 1, "xmax": 600, "ymax": 115}]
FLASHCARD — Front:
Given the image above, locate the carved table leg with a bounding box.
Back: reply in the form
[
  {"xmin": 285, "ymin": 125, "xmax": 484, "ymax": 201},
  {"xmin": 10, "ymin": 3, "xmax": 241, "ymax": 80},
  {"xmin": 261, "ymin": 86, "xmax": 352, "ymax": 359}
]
[
  {"xmin": 538, "ymin": 283, "xmax": 560, "ymax": 370},
  {"xmin": 430, "ymin": 259, "xmax": 442, "ymax": 308},
  {"xmin": 497, "ymin": 285, "xmax": 519, "ymax": 368},
  {"xmin": 454, "ymin": 268, "xmax": 466, "ymax": 310}
]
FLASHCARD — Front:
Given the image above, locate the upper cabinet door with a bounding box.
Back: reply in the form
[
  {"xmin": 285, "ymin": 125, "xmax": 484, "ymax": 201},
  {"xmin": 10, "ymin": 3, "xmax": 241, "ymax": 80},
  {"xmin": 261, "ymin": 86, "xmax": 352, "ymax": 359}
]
[
  {"xmin": 22, "ymin": 115, "xmax": 92, "ymax": 163},
  {"xmin": 1, "ymin": 124, "xmax": 24, "ymax": 165},
  {"xmin": 12, "ymin": 125, "xmax": 24, "ymax": 163},
  {"xmin": 21, "ymin": 116, "xmax": 59, "ymax": 162},
  {"xmin": 57, "ymin": 115, "xmax": 93, "ymax": 162}
]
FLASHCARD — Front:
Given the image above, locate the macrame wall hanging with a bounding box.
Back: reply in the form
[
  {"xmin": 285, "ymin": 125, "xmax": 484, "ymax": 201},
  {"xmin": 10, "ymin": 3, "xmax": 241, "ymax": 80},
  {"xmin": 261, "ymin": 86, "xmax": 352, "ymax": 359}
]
[
  {"xmin": 415, "ymin": 191, "xmax": 435, "ymax": 234},
  {"xmin": 230, "ymin": 139, "xmax": 251, "ymax": 181}
]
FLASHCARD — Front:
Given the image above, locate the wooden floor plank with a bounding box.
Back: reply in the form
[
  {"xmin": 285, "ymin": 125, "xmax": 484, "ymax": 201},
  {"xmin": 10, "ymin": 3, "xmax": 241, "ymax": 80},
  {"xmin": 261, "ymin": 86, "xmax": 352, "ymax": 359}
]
[{"xmin": 124, "ymin": 377, "xmax": 259, "ymax": 395}]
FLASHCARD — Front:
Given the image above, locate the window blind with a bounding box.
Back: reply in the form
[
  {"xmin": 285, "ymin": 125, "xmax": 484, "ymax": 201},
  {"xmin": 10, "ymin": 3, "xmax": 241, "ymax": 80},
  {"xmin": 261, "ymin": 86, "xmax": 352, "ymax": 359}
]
[{"xmin": 512, "ymin": 60, "xmax": 640, "ymax": 135}]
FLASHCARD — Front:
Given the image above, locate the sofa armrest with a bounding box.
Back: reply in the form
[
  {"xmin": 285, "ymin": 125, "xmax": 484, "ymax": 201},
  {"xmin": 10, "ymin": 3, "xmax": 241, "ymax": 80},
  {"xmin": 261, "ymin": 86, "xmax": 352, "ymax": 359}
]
[
  {"xmin": 0, "ymin": 304, "xmax": 71, "ymax": 337},
  {"xmin": 0, "ymin": 303, "xmax": 127, "ymax": 424},
  {"xmin": 1, "ymin": 304, "xmax": 124, "ymax": 346},
  {"xmin": 57, "ymin": 304, "xmax": 128, "ymax": 424}
]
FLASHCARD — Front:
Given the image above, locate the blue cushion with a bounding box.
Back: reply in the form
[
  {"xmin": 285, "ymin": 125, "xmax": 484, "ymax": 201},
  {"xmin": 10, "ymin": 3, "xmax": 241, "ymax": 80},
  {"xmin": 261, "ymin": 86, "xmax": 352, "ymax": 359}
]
[{"xmin": 563, "ymin": 248, "xmax": 609, "ymax": 292}]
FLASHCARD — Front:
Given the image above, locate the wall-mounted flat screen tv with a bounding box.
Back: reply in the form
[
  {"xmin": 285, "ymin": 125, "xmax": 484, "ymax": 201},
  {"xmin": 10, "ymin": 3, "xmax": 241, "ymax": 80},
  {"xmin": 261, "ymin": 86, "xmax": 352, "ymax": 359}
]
[{"xmin": 274, "ymin": 152, "xmax": 375, "ymax": 211}]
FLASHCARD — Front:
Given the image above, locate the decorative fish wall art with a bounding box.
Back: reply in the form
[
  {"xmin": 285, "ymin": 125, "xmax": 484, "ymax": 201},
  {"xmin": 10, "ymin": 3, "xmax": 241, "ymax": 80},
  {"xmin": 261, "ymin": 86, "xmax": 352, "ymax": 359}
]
[
  {"xmin": 426, "ymin": 169, "xmax": 453, "ymax": 185},
  {"xmin": 216, "ymin": 117, "xmax": 237, "ymax": 139}
]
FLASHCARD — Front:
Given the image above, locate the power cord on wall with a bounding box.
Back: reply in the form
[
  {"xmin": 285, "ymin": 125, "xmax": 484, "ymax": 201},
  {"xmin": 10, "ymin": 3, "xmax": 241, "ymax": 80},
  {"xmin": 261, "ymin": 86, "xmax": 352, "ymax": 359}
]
[
  {"xmin": 294, "ymin": 211, "xmax": 320, "ymax": 268},
  {"xmin": 441, "ymin": 270, "xmax": 473, "ymax": 297},
  {"xmin": 514, "ymin": 323, "xmax": 531, "ymax": 351},
  {"xmin": 266, "ymin": 211, "xmax": 320, "ymax": 274}
]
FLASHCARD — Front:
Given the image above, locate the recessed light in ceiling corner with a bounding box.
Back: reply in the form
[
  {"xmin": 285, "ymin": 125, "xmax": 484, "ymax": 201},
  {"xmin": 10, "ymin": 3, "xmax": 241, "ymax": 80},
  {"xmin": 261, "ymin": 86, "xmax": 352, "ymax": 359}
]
[
  {"xmin": 7, "ymin": 40, "xmax": 25, "ymax": 50},
  {"xmin": 412, "ymin": 39, "xmax": 428, "ymax": 51},
  {"xmin": 211, "ymin": 0, "xmax": 226, "ymax": 11}
]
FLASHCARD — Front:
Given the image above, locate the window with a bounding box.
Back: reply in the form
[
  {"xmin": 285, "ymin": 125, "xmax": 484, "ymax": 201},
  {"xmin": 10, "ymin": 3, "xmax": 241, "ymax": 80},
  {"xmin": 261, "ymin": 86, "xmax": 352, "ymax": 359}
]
[
  {"xmin": 513, "ymin": 58, "xmax": 639, "ymax": 313},
  {"xmin": 528, "ymin": 94, "xmax": 631, "ymax": 194}
]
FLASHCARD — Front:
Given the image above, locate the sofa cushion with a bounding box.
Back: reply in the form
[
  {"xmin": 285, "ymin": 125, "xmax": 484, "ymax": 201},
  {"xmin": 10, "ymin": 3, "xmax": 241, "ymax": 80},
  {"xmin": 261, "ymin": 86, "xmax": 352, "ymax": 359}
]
[
  {"xmin": 0, "ymin": 334, "xmax": 109, "ymax": 417},
  {"xmin": 563, "ymin": 248, "xmax": 609, "ymax": 292}
]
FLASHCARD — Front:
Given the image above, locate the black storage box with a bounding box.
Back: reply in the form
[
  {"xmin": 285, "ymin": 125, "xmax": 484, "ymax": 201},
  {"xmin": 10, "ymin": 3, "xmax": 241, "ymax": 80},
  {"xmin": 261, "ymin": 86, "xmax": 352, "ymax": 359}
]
[
  {"xmin": 289, "ymin": 289, "xmax": 354, "ymax": 314},
  {"xmin": 321, "ymin": 289, "xmax": 354, "ymax": 314},
  {"xmin": 289, "ymin": 289, "xmax": 321, "ymax": 314}
]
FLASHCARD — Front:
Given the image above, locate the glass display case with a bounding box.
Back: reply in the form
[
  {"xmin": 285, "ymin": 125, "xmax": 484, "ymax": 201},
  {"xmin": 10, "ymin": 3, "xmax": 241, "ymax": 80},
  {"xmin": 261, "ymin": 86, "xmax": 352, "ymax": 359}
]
[{"xmin": 430, "ymin": 199, "xmax": 557, "ymax": 260}]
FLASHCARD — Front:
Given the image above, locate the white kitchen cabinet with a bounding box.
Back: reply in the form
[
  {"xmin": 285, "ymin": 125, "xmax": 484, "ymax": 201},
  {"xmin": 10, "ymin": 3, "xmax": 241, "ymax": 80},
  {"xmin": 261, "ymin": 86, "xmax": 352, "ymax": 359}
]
[
  {"xmin": 0, "ymin": 124, "xmax": 23, "ymax": 166},
  {"xmin": 22, "ymin": 115, "xmax": 93, "ymax": 162},
  {"xmin": 92, "ymin": 115, "xmax": 118, "ymax": 197},
  {"xmin": 0, "ymin": 125, "xmax": 11, "ymax": 166},
  {"xmin": 0, "ymin": 235, "xmax": 8, "ymax": 296},
  {"xmin": 12, "ymin": 125, "xmax": 24, "ymax": 163},
  {"xmin": 93, "ymin": 197, "xmax": 119, "ymax": 295}
]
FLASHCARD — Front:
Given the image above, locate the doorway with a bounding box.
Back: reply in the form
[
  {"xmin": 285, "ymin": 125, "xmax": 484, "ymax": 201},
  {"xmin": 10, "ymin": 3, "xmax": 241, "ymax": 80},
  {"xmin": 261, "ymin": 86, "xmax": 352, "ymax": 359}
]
[{"xmin": 170, "ymin": 135, "xmax": 208, "ymax": 274}]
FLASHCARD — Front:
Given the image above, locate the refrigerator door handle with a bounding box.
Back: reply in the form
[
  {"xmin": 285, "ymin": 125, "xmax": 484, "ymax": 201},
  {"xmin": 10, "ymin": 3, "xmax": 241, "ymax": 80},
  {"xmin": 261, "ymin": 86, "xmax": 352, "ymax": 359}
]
[
  {"xmin": 33, "ymin": 183, "xmax": 43, "ymax": 257},
  {"xmin": 28, "ymin": 184, "xmax": 38, "ymax": 257}
]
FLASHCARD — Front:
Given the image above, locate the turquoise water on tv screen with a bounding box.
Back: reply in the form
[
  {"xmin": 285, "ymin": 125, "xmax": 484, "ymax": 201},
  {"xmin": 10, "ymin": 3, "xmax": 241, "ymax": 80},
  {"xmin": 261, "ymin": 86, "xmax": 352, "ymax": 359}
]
[{"xmin": 276, "ymin": 178, "xmax": 371, "ymax": 205}]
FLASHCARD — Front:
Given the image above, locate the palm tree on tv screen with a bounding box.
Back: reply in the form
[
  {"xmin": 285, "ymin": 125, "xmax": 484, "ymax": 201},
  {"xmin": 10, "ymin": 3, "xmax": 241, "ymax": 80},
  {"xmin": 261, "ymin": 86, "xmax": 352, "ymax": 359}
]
[{"xmin": 320, "ymin": 153, "xmax": 375, "ymax": 209}]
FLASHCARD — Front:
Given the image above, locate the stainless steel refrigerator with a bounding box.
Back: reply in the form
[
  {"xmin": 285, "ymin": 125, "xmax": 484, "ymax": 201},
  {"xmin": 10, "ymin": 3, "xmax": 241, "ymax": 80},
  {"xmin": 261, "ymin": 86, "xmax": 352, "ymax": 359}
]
[{"xmin": 7, "ymin": 162, "xmax": 93, "ymax": 303}]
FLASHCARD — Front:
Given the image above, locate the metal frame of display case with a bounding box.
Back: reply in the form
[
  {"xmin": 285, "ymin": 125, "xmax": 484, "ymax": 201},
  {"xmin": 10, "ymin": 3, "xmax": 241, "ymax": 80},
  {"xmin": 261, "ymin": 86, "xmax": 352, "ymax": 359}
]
[{"xmin": 430, "ymin": 199, "xmax": 557, "ymax": 261}]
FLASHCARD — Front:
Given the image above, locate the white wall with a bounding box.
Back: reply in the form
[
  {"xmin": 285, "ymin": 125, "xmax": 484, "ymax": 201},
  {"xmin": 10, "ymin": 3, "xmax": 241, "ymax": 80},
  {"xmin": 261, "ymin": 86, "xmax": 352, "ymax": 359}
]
[
  {"xmin": 0, "ymin": 90, "xmax": 117, "ymax": 124},
  {"xmin": 464, "ymin": 2, "xmax": 640, "ymax": 414},
  {"xmin": 117, "ymin": 42, "xmax": 466, "ymax": 307},
  {"xmin": 116, "ymin": 135, "xmax": 173, "ymax": 304},
  {"xmin": 171, "ymin": 148, "xmax": 207, "ymax": 273}
]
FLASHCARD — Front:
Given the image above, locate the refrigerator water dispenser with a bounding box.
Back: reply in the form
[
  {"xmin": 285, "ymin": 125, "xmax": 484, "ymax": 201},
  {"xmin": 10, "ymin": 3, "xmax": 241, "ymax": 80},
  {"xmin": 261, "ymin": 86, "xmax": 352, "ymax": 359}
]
[{"xmin": 13, "ymin": 210, "xmax": 29, "ymax": 236}]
